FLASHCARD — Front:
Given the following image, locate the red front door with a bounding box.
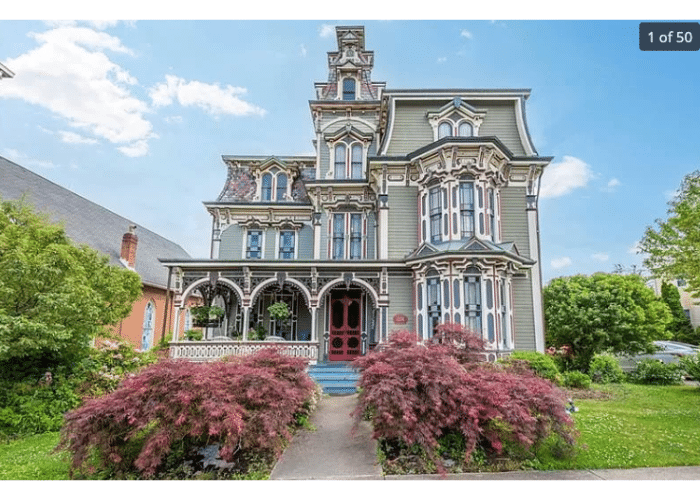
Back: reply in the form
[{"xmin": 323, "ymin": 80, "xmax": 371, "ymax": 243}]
[{"xmin": 329, "ymin": 290, "xmax": 362, "ymax": 361}]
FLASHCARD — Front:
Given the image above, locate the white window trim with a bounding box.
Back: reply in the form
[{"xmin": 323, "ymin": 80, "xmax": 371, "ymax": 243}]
[
  {"xmin": 339, "ymin": 75, "xmax": 359, "ymax": 100},
  {"xmin": 329, "ymin": 212, "xmax": 366, "ymax": 260},
  {"xmin": 277, "ymin": 229, "xmax": 298, "ymax": 260},
  {"xmin": 244, "ymin": 228, "xmax": 265, "ymax": 259},
  {"xmin": 331, "ymin": 140, "xmax": 366, "ymax": 180},
  {"xmin": 259, "ymin": 170, "xmax": 290, "ymax": 202}
]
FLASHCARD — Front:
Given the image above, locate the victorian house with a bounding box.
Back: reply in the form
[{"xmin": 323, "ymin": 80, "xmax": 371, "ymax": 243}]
[{"xmin": 163, "ymin": 26, "xmax": 552, "ymax": 364}]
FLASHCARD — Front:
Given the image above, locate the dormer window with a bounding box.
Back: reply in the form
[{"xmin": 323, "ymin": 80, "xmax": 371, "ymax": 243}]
[
  {"xmin": 437, "ymin": 120, "xmax": 475, "ymax": 139},
  {"xmin": 342, "ymin": 77, "xmax": 356, "ymax": 100},
  {"xmin": 333, "ymin": 142, "xmax": 364, "ymax": 179},
  {"xmin": 260, "ymin": 169, "xmax": 288, "ymax": 202}
]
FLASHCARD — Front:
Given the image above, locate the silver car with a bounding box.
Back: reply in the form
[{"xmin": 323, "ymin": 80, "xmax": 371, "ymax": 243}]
[{"xmin": 617, "ymin": 341, "xmax": 699, "ymax": 372}]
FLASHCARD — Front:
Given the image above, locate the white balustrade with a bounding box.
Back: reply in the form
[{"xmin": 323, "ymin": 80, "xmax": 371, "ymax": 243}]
[{"xmin": 169, "ymin": 340, "xmax": 319, "ymax": 362}]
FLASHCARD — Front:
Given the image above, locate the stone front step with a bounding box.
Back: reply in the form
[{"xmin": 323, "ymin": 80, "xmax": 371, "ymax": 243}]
[{"xmin": 307, "ymin": 363, "xmax": 360, "ymax": 395}]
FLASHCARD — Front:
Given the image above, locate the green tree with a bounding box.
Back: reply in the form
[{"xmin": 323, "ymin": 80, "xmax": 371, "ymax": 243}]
[
  {"xmin": 544, "ymin": 273, "xmax": 672, "ymax": 372},
  {"xmin": 0, "ymin": 199, "xmax": 142, "ymax": 379},
  {"xmin": 660, "ymin": 281, "xmax": 698, "ymax": 344},
  {"xmin": 640, "ymin": 170, "xmax": 700, "ymax": 298}
]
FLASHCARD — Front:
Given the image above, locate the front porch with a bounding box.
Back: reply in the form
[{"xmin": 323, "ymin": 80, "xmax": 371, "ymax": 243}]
[{"xmin": 161, "ymin": 262, "xmax": 397, "ymax": 363}]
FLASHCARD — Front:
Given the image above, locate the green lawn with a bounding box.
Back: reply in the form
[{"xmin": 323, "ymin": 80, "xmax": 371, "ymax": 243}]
[
  {"xmin": 0, "ymin": 432, "xmax": 69, "ymax": 480},
  {"xmin": 2, "ymin": 384, "xmax": 700, "ymax": 479},
  {"xmin": 534, "ymin": 383, "xmax": 700, "ymax": 470}
]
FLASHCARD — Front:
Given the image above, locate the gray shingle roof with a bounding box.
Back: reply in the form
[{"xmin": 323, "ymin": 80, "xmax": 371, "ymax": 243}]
[{"xmin": 0, "ymin": 156, "xmax": 190, "ymax": 289}]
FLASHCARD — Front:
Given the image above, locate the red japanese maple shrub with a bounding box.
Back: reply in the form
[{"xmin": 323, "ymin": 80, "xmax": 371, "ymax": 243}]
[
  {"xmin": 57, "ymin": 348, "xmax": 316, "ymax": 478},
  {"xmin": 352, "ymin": 329, "xmax": 576, "ymax": 473}
]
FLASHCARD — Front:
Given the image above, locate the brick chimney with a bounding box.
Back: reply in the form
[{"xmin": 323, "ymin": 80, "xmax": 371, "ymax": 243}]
[{"xmin": 120, "ymin": 225, "xmax": 138, "ymax": 269}]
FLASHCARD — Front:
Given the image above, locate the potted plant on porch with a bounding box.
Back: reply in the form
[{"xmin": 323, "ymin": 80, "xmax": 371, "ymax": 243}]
[
  {"xmin": 191, "ymin": 305, "xmax": 225, "ymax": 328},
  {"xmin": 267, "ymin": 301, "xmax": 290, "ymax": 340}
]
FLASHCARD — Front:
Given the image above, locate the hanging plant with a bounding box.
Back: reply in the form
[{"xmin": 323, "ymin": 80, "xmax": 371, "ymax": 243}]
[
  {"xmin": 267, "ymin": 302, "xmax": 290, "ymax": 321},
  {"xmin": 191, "ymin": 306, "xmax": 225, "ymax": 327}
]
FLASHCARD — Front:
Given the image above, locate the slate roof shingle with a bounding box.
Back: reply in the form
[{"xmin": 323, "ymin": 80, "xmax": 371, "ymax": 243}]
[{"xmin": 0, "ymin": 156, "xmax": 190, "ymax": 289}]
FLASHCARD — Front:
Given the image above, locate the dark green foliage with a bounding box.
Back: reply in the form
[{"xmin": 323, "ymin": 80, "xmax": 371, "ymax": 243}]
[
  {"xmin": 628, "ymin": 359, "xmax": 684, "ymax": 385},
  {"xmin": 561, "ymin": 371, "xmax": 591, "ymax": 389},
  {"xmin": 588, "ymin": 354, "xmax": 626, "ymax": 384},
  {"xmin": 544, "ymin": 273, "xmax": 672, "ymax": 372},
  {"xmin": 0, "ymin": 341, "xmax": 155, "ymax": 439},
  {"xmin": 660, "ymin": 282, "xmax": 698, "ymax": 344},
  {"xmin": 502, "ymin": 351, "xmax": 562, "ymax": 384}
]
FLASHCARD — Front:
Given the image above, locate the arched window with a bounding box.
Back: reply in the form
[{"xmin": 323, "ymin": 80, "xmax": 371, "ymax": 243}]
[
  {"xmin": 464, "ymin": 267, "xmax": 482, "ymax": 334},
  {"xmin": 261, "ymin": 173, "xmax": 272, "ymax": 201},
  {"xmin": 334, "ymin": 142, "xmax": 365, "ymax": 179},
  {"xmin": 276, "ymin": 174, "xmax": 287, "ymax": 201},
  {"xmin": 141, "ymin": 301, "xmax": 155, "ymax": 351},
  {"xmin": 351, "ymin": 144, "xmax": 363, "ymax": 178},
  {"xmin": 261, "ymin": 171, "xmax": 288, "ymax": 201},
  {"xmin": 334, "ymin": 144, "xmax": 346, "ymax": 179},
  {"xmin": 342, "ymin": 78, "xmax": 356, "ymax": 100},
  {"xmin": 458, "ymin": 122, "xmax": 473, "ymax": 137},
  {"xmin": 438, "ymin": 122, "xmax": 452, "ymax": 139}
]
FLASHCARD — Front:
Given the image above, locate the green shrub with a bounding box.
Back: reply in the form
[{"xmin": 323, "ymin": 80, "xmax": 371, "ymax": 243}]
[
  {"xmin": 679, "ymin": 354, "xmax": 700, "ymax": 381},
  {"xmin": 561, "ymin": 371, "xmax": 591, "ymax": 389},
  {"xmin": 628, "ymin": 359, "xmax": 683, "ymax": 385},
  {"xmin": 503, "ymin": 351, "xmax": 562, "ymax": 384},
  {"xmin": 184, "ymin": 330, "xmax": 203, "ymax": 341},
  {"xmin": 588, "ymin": 354, "xmax": 625, "ymax": 384}
]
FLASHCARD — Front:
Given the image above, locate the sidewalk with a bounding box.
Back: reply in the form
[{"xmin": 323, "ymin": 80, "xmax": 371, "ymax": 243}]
[{"xmin": 270, "ymin": 394, "xmax": 700, "ymax": 480}]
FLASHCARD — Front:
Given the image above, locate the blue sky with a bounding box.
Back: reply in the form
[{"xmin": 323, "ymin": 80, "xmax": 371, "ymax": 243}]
[{"xmin": 2, "ymin": 11, "xmax": 699, "ymax": 284}]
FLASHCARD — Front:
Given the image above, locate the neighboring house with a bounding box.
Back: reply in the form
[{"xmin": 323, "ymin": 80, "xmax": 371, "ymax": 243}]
[
  {"xmin": 0, "ymin": 62, "xmax": 13, "ymax": 79},
  {"xmin": 0, "ymin": 155, "xmax": 193, "ymax": 350},
  {"xmin": 648, "ymin": 278, "xmax": 700, "ymax": 329},
  {"xmin": 162, "ymin": 26, "xmax": 552, "ymax": 363}
]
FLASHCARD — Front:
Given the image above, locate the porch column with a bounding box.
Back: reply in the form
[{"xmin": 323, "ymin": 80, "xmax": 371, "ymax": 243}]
[
  {"xmin": 173, "ymin": 306, "xmax": 183, "ymax": 342},
  {"xmin": 242, "ymin": 306, "xmax": 251, "ymax": 341},
  {"xmin": 310, "ymin": 306, "xmax": 318, "ymax": 342}
]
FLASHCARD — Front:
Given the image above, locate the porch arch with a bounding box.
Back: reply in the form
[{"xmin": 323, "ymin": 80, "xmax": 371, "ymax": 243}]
[
  {"xmin": 249, "ymin": 277, "xmax": 312, "ymax": 309},
  {"xmin": 317, "ymin": 276, "xmax": 379, "ymax": 309},
  {"xmin": 180, "ymin": 276, "xmax": 244, "ymax": 306}
]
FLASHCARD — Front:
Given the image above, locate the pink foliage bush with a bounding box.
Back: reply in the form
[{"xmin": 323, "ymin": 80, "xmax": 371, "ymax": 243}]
[
  {"xmin": 353, "ymin": 326, "xmax": 576, "ymax": 472},
  {"xmin": 57, "ymin": 348, "xmax": 316, "ymax": 478}
]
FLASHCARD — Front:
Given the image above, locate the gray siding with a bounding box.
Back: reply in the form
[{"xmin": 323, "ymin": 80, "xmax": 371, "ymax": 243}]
[
  {"xmin": 387, "ymin": 186, "xmax": 419, "ymax": 259},
  {"xmin": 385, "ymin": 100, "xmax": 435, "ymax": 156},
  {"xmin": 219, "ymin": 224, "xmax": 244, "ymax": 259},
  {"xmin": 512, "ymin": 275, "xmax": 536, "ymax": 351},
  {"xmin": 385, "ymin": 99, "xmax": 528, "ymax": 157},
  {"xmin": 319, "ymin": 212, "xmax": 329, "ymax": 259},
  {"xmin": 387, "ymin": 273, "xmax": 415, "ymax": 334},
  {"xmin": 366, "ymin": 211, "xmax": 376, "ymax": 260},
  {"xmin": 473, "ymin": 100, "xmax": 526, "ymax": 156},
  {"xmin": 499, "ymin": 186, "xmax": 531, "ymax": 258},
  {"xmin": 298, "ymin": 224, "xmax": 313, "ymax": 260},
  {"xmin": 264, "ymin": 228, "xmax": 276, "ymax": 259}
]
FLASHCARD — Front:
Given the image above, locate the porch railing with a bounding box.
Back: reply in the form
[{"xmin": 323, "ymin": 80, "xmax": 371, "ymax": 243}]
[{"xmin": 169, "ymin": 340, "xmax": 318, "ymax": 362}]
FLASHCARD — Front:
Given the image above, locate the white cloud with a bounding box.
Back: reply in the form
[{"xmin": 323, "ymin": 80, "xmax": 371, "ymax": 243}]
[
  {"xmin": 149, "ymin": 75, "xmax": 266, "ymax": 117},
  {"xmin": 2, "ymin": 148, "xmax": 58, "ymax": 169},
  {"xmin": 607, "ymin": 178, "xmax": 620, "ymax": 188},
  {"xmin": 539, "ymin": 156, "xmax": 594, "ymax": 198},
  {"xmin": 117, "ymin": 140, "xmax": 150, "ymax": 158},
  {"xmin": 319, "ymin": 24, "xmax": 335, "ymax": 38},
  {"xmin": 0, "ymin": 25, "xmax": 154, "ymax": 156},
  {"xmin": 437, "ymin": 56, "xmax": 447, "ymax": 64},
  {"xmin": 628, "ymin": 241, "xmax": 642, "ymax": 255},
  {"xmin": 551, "ymin": 257, "xmax": 572, "ymax": 269},
  {"xmin": 591, "ymin": 252, "xmax": 609, "ymax": 262},
  {"xmin": 460, "ymin": 29, "xmax": 473, "ymax": 39},
  {"xmin": 300, "ymin": 44, "xmax": 307, "ymax": 57},
  {"xmin": 58, "ymin": 130, "xmax": 99, "ymax": 145}
]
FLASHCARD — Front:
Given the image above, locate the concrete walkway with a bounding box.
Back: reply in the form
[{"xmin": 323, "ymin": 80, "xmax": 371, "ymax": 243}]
[
  {"xmin": 269, "ymin": 394, "xmax": 382, "ymax": 480},
  {"xmin": 270, "ymin": 394, "xmax": 700, "ymax": 480}
]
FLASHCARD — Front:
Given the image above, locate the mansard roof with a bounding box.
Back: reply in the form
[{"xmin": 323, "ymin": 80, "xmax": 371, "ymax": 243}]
[
  {"xmin": 405, "ymin": 237, "xmax": 534, "ymax": 267},
  {"xmin": 0, "ymin": 155, "xmax": 190, "ymax": 289},
  {"xmin": 368, "ymin": 136, "xmax": 554, "ymax": 163}
]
